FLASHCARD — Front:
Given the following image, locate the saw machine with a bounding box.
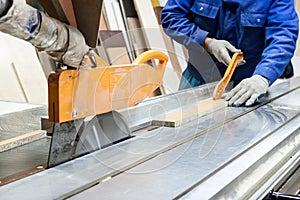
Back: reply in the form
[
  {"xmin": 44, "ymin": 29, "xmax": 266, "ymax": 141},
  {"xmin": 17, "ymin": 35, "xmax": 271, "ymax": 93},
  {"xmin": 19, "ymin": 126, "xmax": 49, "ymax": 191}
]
[
  {"xmin": 47, "ymin": 49, "xmax": 168, "ymax": 167},
  {"xmin": 0, "ymin": 1, "xmax": 299, "ymax": 199},
  {"xmin": 1, "ymin": 76, "xmax": 300, "ymax": 199}
]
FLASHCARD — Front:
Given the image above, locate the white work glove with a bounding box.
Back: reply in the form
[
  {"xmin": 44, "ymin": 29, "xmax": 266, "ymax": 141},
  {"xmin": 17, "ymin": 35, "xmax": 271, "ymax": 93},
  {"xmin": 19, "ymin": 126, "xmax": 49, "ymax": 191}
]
[
  {"xmin": 225, "ymin": 75, "xmax": 269, "ymax": 107},
  {"xmin": 205, "ymin": 38, "xmax": 240, "ymax": 66}
]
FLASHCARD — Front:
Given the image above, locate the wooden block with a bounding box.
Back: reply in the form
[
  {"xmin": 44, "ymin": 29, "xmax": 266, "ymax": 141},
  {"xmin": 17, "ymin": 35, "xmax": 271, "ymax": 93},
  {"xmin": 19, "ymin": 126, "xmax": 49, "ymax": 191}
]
[
  {"xmin": 133, "ymin": 0, "xmax": 180, "ymax": 93},
  {"xmin": 152, "ymin": 99, "xmax": 228, "ymax": 127},
  {"xmin": 126, "ymin": 17, "xmax": 148, "ymax": 56},
  {"xmin": 99, "ymin": 30, "xmax": 131, "ymax": 64},
  {"xmin": 100, "ymin": 13, "xmax": 108, "ymax": 30},
  {"xmin": 0, "ymin": 130, "xmax": 47, "ymax": 153},
  {"xmin": 102, "ymin": 0, "xmax": 134, "ymax": 60}
]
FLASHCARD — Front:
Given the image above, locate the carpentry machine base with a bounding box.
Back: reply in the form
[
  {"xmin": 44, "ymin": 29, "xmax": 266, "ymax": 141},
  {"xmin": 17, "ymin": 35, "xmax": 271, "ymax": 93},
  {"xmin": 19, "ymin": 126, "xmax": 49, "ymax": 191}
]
[{"xmin": 0, "ymin": 76, "xmax": 300, "ymax": 199}]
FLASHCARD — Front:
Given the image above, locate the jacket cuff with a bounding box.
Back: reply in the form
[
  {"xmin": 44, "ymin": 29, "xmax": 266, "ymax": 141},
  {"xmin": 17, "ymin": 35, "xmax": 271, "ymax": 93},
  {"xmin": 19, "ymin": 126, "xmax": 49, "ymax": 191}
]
[
  {"xmin": 193, "ymin": 29, "xmax": 209, "ymax": 46},
  {"xmin": 253, "ymin": 67, "xmax": 277, "ymax": 86}
]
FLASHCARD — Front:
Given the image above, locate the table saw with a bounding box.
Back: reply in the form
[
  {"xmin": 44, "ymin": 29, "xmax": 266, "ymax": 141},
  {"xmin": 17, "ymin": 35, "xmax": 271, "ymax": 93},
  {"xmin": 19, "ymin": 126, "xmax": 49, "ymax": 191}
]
[
  {"xmin": 0, "ymin": 1, "xmax": 299, "ymax": 199},
  {"xmin": 0, "ymin": 76, "xmax": 299, "ymax": 199}
]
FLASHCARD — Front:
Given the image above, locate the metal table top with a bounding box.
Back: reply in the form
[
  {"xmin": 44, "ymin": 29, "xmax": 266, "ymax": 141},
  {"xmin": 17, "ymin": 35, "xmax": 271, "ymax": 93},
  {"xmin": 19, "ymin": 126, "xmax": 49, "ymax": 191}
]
[{"xmin": 1, "ymin": 78, "xmax": 300, "ymax": 199}]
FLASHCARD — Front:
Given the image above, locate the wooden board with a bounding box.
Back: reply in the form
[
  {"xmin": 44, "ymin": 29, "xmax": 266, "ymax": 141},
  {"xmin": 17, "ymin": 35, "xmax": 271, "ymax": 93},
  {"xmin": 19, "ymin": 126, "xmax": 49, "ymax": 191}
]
[
  {"xmin": 72, "ymin": 0, "xmax": 103, "ymax": 47},
  {"xmin": 152, "ymin": 99, "xmax": 228, "ymax": 127},
  {"xmin": 58, "ymin": 0, "xmax": 77, "ymax": 27},
  {"xmin": 0, "ymin": 130, "xmax": 46, "ymax": 152},
  {"xmin": 126, "ymin": 17, "xmax": 148, "ymax": 56},
  {"xmin": 102, "ymin": 0, "xmax": 134, "ymax": 61},
  {"xmin": 154, "ymin": 6, "xmax": 183, "ymax": 79},
  {"xmin": 133, "ymin": 0, "xmax": 180, "ymax": 93},
  {"xmin": 37, "ymin": 0, "xmax": 69, "ymax": 24},
  {"xmin": 0, "ymin": 32, "xmax": 47, "ymax": 105},
  {"xmin": 99, "ymin": 30, "xmax": 131, "ymax": 64}
]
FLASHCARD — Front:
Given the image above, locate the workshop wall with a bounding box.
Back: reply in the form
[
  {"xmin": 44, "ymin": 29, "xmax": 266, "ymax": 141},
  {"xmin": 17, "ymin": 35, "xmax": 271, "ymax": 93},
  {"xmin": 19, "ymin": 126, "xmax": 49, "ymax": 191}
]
[{"xmin": 0, "ymin": 32, "xmax": 47, "ymax": 105}]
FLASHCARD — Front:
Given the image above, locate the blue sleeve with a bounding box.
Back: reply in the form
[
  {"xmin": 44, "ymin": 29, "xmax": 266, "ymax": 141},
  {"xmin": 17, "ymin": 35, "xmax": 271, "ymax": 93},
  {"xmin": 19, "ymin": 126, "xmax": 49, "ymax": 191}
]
[
  {"xmin": 253, "ymin": 0, "xmax": 299, "ymax": 85},
  {"xmin": 161, "ymin": 0, "xmax": 209, "ymax": 48}
]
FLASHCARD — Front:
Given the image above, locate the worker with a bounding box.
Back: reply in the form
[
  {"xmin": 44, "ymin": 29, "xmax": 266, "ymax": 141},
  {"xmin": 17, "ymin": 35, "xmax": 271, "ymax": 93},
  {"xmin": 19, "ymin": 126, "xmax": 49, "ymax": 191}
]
[
  {"xmin": 0, "ymin": 0, "xmax": 89, "ymax": 68},
  {"xmin": 161, "ymin": 1, "xmax": 299, "ymax": 106}
]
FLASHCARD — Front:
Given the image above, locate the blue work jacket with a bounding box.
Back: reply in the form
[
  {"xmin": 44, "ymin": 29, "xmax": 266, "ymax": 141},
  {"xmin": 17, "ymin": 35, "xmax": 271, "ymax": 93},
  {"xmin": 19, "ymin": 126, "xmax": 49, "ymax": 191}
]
[{"xmin": 161, "ymin": 0, "xmax": 299, "ymax": 85}]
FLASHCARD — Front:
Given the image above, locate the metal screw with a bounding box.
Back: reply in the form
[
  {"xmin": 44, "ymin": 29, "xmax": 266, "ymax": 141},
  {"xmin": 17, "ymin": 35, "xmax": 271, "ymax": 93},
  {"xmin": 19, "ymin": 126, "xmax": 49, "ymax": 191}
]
[
  {"xmin": 257, "ymin": 18, "xmax": 261, "ymax": 23},
  {"xmin": 200, "ymin": 7, "xmax": 204, "ymax": 11},
  {"xmin": 72, "ymin": 110, "xmax": 78, "ymax": 118}
]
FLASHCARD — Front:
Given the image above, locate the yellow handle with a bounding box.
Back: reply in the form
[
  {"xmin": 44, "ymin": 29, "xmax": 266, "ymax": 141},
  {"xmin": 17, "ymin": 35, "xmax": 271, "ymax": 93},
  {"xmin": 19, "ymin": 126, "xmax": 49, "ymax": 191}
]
[
  {"xmin": 132, "ymin": 50, "xmax": 169, "ymax": 64},
  {"xmin": 132, "ymin": 50, "xmax": 169, "ymax": 76},
  {"xmin": 213, "ymin": 52, "xmax": 244, "ymax": 100}
]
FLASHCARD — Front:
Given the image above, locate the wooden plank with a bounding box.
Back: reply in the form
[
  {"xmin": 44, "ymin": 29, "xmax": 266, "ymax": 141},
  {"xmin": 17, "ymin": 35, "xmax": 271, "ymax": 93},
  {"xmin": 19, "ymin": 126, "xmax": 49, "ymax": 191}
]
[
  {"xmin": 99, "ymin": 30, "xmax": 131, "ymax": 64},
  {"xmin": 10, "ymin": 53, "xmax": 48, "ymax": 105},
  {"xmin": 58, "ymin": 0, "xmax": 77, "ymax": 27},
  {"xmin": 151, "ymin": 0, "xmax": 160, "ymax": 7},
  {"xmin": 38, "ymin": 0, "xmax": 69, "ymax": 24},
  {"xmin": 133, "ymin": 0, "xmax": 180, "ymax": 93},
  {"xmin": 11, "ymin": 62, "xmax": 29, "ymax": 102},
  {"xmin": 152, "ymin": 99, "xmax": 228, "ymax": 127},
  {"xmin": 126, "ymin": 17, "xmax": 148, "ymax": 56},
  {"xmin": 99, "ymin": 13, "xmax": 108, "ymax": 30},
  {"xmin": 102, "ymin": 0, "xmax": 133, "ymax": 61},
  {"xmin": 0, "ymin": 33, "xmax": 47, "ymax": 105},
  {"xmin": 0, "ymin": 130, "xmax": 47, "ymax": 153},
  {"xmin": 119, "ymin": 0, "xmax": 138, "ymax": 18},
  {"xmin": 72, "ymin": 0, "xmax": 103, "ymax": 47},
  {"xmin": 154, "ymin": 6, "xmax": 183, "ymax": 79},
  {"xmin": 103, "ymin": 0, "xmax": 126, "ymax": 30}
]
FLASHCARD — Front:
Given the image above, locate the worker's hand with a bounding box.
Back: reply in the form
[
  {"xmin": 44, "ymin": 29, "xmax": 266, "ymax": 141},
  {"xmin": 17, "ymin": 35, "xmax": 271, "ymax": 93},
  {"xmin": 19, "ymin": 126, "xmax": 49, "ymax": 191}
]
[
  {"xmin": 225, "ymin": 75, "xmax": 269, "ymax": 107},
  {"xmin": 205, "ymin": 38, "xmax": 240, "ymax": 66}
]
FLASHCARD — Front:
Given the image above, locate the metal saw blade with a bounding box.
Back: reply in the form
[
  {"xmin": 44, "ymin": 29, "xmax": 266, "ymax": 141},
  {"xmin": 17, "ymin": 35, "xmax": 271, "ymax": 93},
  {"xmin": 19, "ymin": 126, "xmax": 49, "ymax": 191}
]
[{"xmin": 47, "ymin": 111, "xmax": 131, "ymax": 167}]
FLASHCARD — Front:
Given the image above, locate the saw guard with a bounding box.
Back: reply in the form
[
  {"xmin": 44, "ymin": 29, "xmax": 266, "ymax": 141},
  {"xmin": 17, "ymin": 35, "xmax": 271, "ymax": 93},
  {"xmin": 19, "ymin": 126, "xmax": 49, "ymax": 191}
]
[{"xmin": 48, "ymin": 50, "xmax": 168, "ymax": 122}]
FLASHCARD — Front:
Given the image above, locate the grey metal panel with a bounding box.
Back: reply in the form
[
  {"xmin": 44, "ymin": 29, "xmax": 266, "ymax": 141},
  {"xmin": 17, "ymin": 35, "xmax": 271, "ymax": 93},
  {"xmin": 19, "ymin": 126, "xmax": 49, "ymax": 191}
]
[
  {"xmin": 48, "ymin": 111, "xmax": 131, "ymax": 167},
  {"xmin": 118, "ymin": 76, "xmax": 300, "ymax": 132},
  {"xmin": 268, "ymin": 88, "xmax": 300, "ymax": 109},
  {"xmin": 0, "ymin": 107, "xmax": 236, "ymax": 200},
  {"xmin": 0, "ymin": 137, "xmax": 50, "ymax": 181},
  {"xmin": 1, "ymin": 77, "xmax": 300, "ymax": 199},
  {"xmin": 183, "ymin": 120, "xmax": 300, "ymax": 200},
  {"xmin": 0, "ymin": 103, "xmax": 47, "ymax": 141},
  {"xmin": 117, "ymin": 82, "xmax": 218, "ymax": 131},
  {"xmin": 69, "ymin": 101, "xmax": 300, "ymax": 200}
]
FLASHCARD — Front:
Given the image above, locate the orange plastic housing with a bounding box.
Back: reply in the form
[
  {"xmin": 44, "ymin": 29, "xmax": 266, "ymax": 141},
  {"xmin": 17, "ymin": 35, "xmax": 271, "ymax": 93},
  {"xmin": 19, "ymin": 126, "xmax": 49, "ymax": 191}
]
[{"xmin": 48, "ymin": 50, "xmax": 168, "ymax": 122}]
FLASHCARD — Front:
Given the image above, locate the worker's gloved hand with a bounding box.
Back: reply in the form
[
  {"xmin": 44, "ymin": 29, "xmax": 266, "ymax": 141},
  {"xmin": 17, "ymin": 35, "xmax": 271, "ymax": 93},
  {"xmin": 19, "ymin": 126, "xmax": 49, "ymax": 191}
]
[
  {"xmin": 205, "ymin": 38, "xmax": 240, "ymax": 66},
  {"xmin": 225, "ymin": 75, "xmax": 269, "ymax": 107},
  {"xmin": 0, "ymin": 3, "xmax": 89, "ymax": 68}
]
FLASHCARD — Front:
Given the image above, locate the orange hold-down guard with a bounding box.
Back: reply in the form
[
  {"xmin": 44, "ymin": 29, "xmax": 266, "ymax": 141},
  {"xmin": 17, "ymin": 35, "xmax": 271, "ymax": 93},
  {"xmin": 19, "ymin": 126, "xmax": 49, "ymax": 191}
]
[{"xmin": 48, "ymin": 50, "xmax": 168, "ymax": 123}]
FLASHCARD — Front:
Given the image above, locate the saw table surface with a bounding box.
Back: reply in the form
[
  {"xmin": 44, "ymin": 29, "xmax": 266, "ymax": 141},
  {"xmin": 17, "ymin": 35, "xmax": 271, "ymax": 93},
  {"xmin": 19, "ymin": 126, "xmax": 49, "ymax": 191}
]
[
  {"xmin": 0, "ymin": 78, "xmax": 300, "ymax": 199},
  {"xmin": 0, "ymin": 102, "xmax": 48, "ymax": 185}
]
